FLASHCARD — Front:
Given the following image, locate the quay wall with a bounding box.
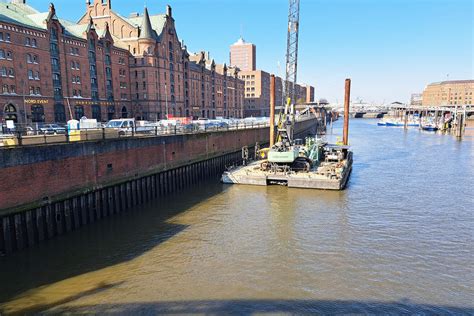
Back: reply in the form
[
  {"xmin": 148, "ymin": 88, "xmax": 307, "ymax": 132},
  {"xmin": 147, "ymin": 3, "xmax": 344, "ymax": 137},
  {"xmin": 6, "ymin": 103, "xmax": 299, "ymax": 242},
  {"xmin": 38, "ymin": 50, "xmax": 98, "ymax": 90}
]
[{"xmin": 0, "ymin": 118, "xmax": 317, "ymax": 254}]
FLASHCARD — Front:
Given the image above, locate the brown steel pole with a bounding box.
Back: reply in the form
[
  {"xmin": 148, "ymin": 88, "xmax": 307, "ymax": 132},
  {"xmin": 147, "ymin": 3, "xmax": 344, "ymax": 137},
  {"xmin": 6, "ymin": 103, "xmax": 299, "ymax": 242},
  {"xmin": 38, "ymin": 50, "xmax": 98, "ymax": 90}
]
[
  {"xmin": 343, "ymin": 78, "xmax": 351, "ymax": 146},
  {"xmin": 269, "ymin": 74, "xmax": 276, "ymax": 147}
]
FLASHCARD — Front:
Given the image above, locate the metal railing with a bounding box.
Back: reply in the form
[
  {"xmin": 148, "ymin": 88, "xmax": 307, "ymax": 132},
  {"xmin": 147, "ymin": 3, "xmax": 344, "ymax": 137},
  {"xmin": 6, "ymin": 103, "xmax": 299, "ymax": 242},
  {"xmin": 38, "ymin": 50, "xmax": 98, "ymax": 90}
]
[
  {"xmin": 0, "ymin": 121, "xmax": 272, "ymax": 147},
  {"xmin": 0, "ymin": 114, "xmax": 317, "ymax": 148}
]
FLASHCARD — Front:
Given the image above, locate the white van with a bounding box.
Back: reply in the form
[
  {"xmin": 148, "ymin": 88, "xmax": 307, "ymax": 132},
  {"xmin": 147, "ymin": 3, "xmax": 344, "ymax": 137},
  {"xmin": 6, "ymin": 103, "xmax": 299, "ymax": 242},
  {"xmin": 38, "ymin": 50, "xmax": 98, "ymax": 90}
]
[{"xmin": 105, "ymin": 119, "xmax": 135, "ymax": 135}]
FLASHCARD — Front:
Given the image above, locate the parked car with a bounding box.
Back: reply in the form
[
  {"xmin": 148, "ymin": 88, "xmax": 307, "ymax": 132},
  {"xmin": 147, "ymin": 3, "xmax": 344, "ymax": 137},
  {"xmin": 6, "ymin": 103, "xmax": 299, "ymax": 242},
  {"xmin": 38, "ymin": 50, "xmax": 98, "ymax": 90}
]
[
  {"xmin": 105, "ymin": 119, "xmax": 135, "ymax": 136},
  {"xmin": 25, "ymin": 126, "xmax": 35, "ymax": 135},
  {"xmin": 40, "ymin": 124, "xmax": 66, "ymax": 135}
]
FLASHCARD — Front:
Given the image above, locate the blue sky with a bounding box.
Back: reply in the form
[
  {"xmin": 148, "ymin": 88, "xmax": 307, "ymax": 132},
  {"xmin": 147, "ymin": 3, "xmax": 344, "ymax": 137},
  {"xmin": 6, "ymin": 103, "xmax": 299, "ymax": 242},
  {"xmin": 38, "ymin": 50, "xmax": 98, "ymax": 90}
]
[{"xmin": 29, "ymin": 0, "xmax": 473, "ymax": 104}]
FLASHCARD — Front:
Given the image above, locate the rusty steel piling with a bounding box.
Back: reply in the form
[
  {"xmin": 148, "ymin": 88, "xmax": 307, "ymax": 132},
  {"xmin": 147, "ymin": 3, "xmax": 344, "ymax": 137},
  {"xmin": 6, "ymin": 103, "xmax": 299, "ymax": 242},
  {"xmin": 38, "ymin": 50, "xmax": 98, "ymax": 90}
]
[{"xmin": 343, "ymin": 78, "xmax": 351, "ymax": 146}]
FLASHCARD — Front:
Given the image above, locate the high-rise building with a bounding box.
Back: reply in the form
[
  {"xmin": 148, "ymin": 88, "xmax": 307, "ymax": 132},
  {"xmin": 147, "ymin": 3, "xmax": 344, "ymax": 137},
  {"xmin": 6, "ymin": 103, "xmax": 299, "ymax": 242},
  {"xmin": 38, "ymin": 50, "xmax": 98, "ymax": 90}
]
[{"xmin": 229, "ymin": 37, "xmax": 256, "ymax": 71}]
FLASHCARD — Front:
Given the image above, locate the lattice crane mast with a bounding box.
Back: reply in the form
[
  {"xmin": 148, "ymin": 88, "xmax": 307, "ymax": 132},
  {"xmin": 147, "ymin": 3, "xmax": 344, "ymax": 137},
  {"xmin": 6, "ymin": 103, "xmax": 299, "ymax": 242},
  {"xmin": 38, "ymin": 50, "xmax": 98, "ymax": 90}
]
[{"xmin": 276, "ymin": 0, "xmax": 300, "ymax": 146}]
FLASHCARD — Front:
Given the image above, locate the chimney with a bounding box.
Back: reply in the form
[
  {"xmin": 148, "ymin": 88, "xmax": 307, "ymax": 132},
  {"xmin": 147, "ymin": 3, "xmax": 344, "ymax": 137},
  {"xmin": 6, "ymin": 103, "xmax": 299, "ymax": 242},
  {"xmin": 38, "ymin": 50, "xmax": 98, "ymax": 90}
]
[{"xmin": 166, "ymin": 5, "xmax": 172, "ymax": 17}]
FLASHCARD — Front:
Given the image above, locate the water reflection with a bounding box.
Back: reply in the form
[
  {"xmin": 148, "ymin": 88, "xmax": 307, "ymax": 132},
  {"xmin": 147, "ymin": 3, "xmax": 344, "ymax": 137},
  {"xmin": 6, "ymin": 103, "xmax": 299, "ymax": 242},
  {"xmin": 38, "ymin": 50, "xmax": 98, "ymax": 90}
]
[{"xmin": 1, "ymin": 119, "xmax": 473, "ymax": 314}]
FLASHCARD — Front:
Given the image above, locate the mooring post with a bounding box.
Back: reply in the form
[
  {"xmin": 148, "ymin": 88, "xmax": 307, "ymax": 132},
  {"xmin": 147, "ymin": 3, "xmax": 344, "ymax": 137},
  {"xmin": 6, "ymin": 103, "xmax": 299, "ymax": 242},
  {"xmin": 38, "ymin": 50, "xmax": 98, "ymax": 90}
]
[
  {"xmin": 270, "ymin": 74, "xmax": 276, "ymax": 148},
  {"xmin": 456, "ymin": 111, "xmax": 464, "ymax": 138},
  {"xmin": 463, "ymin": 105, "xmax": 467, "ymax": 135},
  {"xmin": 419, "ymin": 111, "xmax": 423, "ymax": 130},
  {"xmin": 440, "ymin": 111, "xmax": 445, "ymax": 131},
  {"xmin": 404, "ymin": 110, "xmax": 408, "ymax": 129},
  {"xmin": 343, "ymin": 78, "xmax": 351, "ymax": 146}
]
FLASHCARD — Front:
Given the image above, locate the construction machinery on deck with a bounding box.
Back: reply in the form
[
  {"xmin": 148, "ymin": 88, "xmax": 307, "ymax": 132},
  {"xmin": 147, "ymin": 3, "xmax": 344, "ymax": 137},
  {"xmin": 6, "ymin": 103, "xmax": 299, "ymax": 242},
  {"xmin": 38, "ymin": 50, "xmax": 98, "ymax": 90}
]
[{"xmin": 221, "ymin": 0, "xmax": 353, "ymax": 190}]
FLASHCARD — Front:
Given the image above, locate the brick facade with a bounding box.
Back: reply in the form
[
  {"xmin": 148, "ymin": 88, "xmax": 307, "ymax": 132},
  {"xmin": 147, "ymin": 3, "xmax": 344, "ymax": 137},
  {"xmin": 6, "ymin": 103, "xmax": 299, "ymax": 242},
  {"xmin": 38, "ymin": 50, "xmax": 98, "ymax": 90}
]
[
  {"xmin": 0, "ymin": 0, "xmax": 245, "ymax": 124},
  {"xmin": 238, "ymin": 70, "xmax": 315, "ymax": 117},
  {"xmin": 421, "ymin": 80, "xmax": 473, "ymax": 106},
  {"xmin": 0, "ymin": 117, "xmax": 317, "ymax": 211}
]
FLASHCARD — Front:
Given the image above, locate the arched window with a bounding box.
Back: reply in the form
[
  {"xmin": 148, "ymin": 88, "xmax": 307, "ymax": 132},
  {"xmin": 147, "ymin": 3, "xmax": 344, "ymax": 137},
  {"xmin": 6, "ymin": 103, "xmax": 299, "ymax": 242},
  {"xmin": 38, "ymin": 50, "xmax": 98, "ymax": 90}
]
[
  {"xmin": 4, "ymin": 103, "xmax": 16, "ymax": 113},
  {"xmin": 121, "ymin": 106, "xmax": 128, "ymax": 118},
  {"xmin": 31, "ymin": 104, "xmax": 45, "ymax": 123},
  {"xmin": 32, "ymin": 39, "xmax": 37, "ymax": 47},
  {"xmin": 25, "ymin": 37, "xmax": 31, "ymax": 46},
  {"xmin": 0, "ymin": 67, "xmax": 6, "ymax": 77},
  {"xmin": 0, "ymin": 49, "xmax": 4, "ymax": 59},
  {"xmin": 91, "ymin": 104, "xmax": 101, "ymax": 121},
  {"xmin": 26, "ymin": 53, "xmax": 32, "ymax": 63},
  {"xmin": 74, "ymin": 105, "xmax": 85, "ymax": 120},
  {"xmin": 4, "ymin": 104, "xmax": 18, "ymax": 122}
]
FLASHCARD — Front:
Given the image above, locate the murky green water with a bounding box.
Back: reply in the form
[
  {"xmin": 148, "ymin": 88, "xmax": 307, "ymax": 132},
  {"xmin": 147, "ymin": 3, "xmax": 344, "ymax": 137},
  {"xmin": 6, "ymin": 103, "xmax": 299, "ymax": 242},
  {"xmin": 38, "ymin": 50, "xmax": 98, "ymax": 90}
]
[{"xmin": 1, "ymin": 119, "xmax": 473, "ymax": 314}]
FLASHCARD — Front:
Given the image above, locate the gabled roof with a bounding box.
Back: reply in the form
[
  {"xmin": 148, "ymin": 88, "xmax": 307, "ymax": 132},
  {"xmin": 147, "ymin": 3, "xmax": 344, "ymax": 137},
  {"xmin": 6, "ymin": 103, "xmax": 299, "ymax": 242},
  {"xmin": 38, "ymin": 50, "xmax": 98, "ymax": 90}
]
[
  {"xmin": 128, "ymin": 13, "xmax": 167, "ymax": 39},
  {"xmin": 63, "ymin": 23, "xmax": 89, "ymax": 38},
  {"xmin": 0, "ymin": 2, "xmax": 43, "ymax": 30},
  {"xmin": 188, "ymin": 61, "xmax": 202, "ymax": 71},
  {"xmin": 0, "ymin": 2, "xmax": 93, "ymax": 40},
  {"xmin": 205, "ymin": 59, "xmax": 215, "ymax": 71}
]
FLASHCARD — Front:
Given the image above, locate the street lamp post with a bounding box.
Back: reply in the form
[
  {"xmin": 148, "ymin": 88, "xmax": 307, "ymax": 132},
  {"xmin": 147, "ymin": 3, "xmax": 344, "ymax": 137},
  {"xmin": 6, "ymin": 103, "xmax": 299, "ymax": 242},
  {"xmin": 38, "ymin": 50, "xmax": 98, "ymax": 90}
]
[
  {"xmin": 165, "ymin": 82, "xmax": 169, "ymax": 119},
  {"xmin": 21, "ymin": 80, "xmax": 27, "ymax": 125}
]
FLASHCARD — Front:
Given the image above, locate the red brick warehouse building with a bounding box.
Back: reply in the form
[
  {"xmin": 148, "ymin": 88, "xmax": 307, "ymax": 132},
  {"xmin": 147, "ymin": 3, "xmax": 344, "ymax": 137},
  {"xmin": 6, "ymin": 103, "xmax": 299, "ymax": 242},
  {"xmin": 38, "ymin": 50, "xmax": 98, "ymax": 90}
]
[{"xmin": 0, "ymin": 0, "xmax": 245, "ymax": 124}]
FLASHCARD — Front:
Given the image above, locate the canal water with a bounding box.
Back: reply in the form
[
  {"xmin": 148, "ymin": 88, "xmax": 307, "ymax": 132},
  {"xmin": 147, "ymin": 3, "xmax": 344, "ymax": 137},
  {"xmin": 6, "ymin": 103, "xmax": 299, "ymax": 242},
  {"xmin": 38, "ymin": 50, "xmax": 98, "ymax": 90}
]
[{"xmin": 1, "ymin": 119, "xmax": 473, "ymax": 314}]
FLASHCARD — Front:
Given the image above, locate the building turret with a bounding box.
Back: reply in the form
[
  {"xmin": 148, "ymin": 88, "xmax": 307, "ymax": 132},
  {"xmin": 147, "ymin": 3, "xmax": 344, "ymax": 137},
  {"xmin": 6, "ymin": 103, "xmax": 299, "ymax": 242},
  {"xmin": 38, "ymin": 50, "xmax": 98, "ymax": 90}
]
[
  {"xmin": 139, "ymin": 7, "xmax": 155, "ymax": 40},
  {"xmin": 138, "ymin": 7, "xmax": 156, "ymax": 55}
]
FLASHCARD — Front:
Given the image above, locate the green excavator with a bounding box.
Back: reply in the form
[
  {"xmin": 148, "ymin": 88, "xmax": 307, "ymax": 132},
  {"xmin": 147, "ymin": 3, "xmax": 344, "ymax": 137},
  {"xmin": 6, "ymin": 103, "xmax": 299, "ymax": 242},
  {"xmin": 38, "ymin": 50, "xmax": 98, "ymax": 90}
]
[{"xmin": 259, "ymin": 0, "xmax": 325, "ymax": 173}]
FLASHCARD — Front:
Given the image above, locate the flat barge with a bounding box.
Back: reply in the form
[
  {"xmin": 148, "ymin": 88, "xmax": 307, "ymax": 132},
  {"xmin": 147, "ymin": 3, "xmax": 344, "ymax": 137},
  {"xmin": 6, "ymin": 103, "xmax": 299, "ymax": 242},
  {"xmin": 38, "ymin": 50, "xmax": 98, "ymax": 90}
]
[
  {"xmin": 222, "ymin": 143, "xmax": 352, "ymax": 190},
  {"xmin": 222, "ymin": 78, "xmax": 354, "ymax": 191}
]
